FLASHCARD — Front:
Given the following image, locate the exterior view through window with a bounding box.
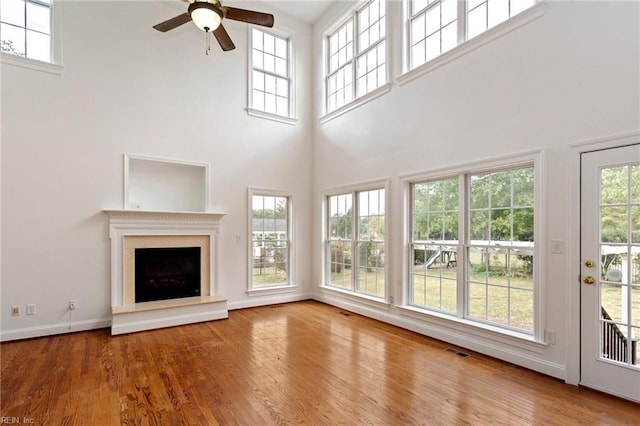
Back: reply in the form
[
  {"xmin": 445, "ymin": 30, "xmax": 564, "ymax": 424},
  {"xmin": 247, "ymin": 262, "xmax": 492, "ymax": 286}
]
[
  {"xmin": 410, "ymin": 165, "xmax": 536, "ymax": 334},
  {"xmin": 251, "ymin": 194, "xmax": 290, "ymax": 288},
  {"xmin": 327, "ymin": 188, "xmax": 386, "ymax": 298}
]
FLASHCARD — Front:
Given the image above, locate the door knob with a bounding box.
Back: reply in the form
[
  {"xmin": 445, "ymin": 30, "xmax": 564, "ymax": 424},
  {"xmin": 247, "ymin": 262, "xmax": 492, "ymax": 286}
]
[
  {"xmin": 583, "ymin": 276, "xmax": 595, "ymax": 285},
  {"xmin": 585, "ymin": 260, "xmax": 595, "ymax": 268}
]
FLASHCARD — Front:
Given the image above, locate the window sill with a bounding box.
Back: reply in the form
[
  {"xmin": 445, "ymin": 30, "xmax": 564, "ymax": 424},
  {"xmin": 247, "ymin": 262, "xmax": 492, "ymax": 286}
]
[
  {"xmin": 396, "ymin": 2, "xmax": 546, "ymax": 87},
  {"xmin": 246, "ymin": 284, "xmax": 297, "ymax": 297},
  {"xmin": 319, "ymin": 82, "xmax": 392, "ymax": 125},
  {"xmin": 397, "ymin": 305, "xmax": 547, "ymax": 354},
  {"xmin": 319, "ymin": 285, "xmax": 390, "ymax": 310},
  {"xmin": 1, "ymin": 53, "xmax": 63, "ymax": 75},
  {"xmin": 246, "ymin": 108, "xmax": 297, "ymax": 125}
]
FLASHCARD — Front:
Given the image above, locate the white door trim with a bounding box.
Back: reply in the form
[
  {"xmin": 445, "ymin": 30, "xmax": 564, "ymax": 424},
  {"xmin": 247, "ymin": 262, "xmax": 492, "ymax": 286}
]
[{"xmin": 567, "ymin": 130, "xmax": 640, "ymax": 386}]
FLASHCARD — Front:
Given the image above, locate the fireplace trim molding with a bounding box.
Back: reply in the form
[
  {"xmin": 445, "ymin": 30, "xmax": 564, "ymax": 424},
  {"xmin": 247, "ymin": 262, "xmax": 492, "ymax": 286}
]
[{"xmin": 104, "ymin": 209, "xmax": 227, "ymax": 335}]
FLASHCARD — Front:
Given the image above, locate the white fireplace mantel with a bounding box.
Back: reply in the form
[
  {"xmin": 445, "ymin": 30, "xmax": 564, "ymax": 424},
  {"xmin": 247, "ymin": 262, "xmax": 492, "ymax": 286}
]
[{"xmin": 104, "ymin": 209, "xmax": 228, "ymax": 335}]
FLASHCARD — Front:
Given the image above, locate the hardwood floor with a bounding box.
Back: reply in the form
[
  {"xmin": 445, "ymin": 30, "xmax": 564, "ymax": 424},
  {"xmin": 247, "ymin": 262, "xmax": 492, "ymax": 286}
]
[{"xmin": 1, "ymin": 301, "xmax": 638, "ymax": 425}]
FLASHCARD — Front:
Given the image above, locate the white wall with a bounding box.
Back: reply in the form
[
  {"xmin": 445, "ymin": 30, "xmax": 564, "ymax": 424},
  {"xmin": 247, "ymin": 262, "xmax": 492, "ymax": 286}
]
[
  {"xmin": 311, "ymin": 0, "xmax": 639, "ymax": 380},
  {"xmin": 1, "ymin": 1, "xmax": 314, "ymax": 339}
]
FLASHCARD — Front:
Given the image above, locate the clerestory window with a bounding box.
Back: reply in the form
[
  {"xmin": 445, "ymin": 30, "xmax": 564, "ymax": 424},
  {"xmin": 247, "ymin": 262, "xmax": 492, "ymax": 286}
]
[
  {"xmin": 325, "ymin": 0, "xmax": 387, "ymax": 114},
  {"xmin": 249, "ymin": 28, "xmax": 295, "ymax": 122},
  {"xmin": 408, "ymin": 0, "xmax": 536, "ymax": 71},
  {"xmin": 1, "ymin": 0, "xmax": 52, "ymax": 62}
]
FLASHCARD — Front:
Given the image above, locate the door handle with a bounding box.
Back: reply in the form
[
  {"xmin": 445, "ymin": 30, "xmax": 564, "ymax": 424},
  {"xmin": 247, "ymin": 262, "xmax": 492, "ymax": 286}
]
[{"xmin": 583, "ymin": 276, "xmax": 595, "ymax": 285}]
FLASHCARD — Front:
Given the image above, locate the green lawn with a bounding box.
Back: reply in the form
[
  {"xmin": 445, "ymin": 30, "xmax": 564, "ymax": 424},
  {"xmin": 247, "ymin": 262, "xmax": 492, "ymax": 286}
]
[
  {"xmin": 330, "ymin": 267, "xmax": 385, "ymax": 297},
  {"xmin": 253, "ymin": 265, "xmax": 287, "ymax": 286},
  {"xmin": 331, "ymin": 264, "xmax": 639, "ymax": 336}
]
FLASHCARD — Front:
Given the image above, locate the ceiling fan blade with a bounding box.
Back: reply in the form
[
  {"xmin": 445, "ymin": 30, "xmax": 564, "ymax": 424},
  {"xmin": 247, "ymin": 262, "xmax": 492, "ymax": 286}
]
[
  {"xmin": 213, "ymin": 24, "xmax": 236, "ymax": 51},
  {"xmin": 153, "ymin": 13, "xmax": 192, "ymax": 32},
  {"xmin": 223, "ymin": 7, "xmax": 274, "ymax": 27}
]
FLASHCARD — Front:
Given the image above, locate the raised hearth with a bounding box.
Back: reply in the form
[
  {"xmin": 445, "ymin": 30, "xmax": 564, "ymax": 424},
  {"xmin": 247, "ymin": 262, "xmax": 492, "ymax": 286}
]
[{"xmin": 105, "ymin": 210, "xmax": 227, "ymax": 335}]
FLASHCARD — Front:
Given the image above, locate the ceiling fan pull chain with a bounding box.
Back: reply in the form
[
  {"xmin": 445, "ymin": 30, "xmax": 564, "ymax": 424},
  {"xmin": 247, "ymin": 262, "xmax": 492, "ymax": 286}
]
[{"xmin": 206, "ymin": 31, "xmax": 211, "ymax": 55}]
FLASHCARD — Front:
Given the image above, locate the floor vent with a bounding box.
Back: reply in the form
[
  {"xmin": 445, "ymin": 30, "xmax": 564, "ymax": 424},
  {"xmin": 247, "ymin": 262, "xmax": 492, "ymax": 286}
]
[
  {"xmin": 445, "ymin": 348, "xmax": 470, "ymax": 358},
  {"xmin": 270, "ymin": 304, "xmax": 285, "ymax": 309},
  {"xmin": 338, "ymin": 311, "xmax": 352, "ymax": 316}
]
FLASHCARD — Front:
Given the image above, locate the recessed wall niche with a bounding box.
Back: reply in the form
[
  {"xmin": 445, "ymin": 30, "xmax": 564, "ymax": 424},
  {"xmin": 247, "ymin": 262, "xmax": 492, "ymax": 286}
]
[{"xmin": 124, "ymin": 154, "xmax": 208, "ymax": 212}]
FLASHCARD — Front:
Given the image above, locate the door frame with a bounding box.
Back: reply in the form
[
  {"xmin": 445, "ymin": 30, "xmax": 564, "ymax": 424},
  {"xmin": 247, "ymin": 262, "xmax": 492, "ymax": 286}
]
[{"xmin": 567, "ymin": 130, "xmax": 640, "ymax": 386}]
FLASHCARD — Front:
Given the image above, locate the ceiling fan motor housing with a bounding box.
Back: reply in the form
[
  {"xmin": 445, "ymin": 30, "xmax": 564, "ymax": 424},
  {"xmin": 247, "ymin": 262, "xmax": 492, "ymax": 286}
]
[{"xmin": 188, "ymin": 1, "xmax": 224, "ymax": 32}]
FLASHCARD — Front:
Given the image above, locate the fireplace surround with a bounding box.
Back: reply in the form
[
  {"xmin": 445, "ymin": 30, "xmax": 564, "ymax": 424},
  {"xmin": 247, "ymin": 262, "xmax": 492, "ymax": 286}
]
[{"xmin": 105, "ymin": 210, "xmax": 227, "ymax": 335}]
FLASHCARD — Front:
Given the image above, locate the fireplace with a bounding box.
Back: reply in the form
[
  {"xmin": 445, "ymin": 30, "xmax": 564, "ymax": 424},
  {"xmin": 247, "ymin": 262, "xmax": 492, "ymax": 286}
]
[
  {"xmin": 135, "ymin": 246, "xmax": 201, "ymax": 303},
  {"xmin": 105, "ymin": 209, "xmax": 228, "ymax": 335}
]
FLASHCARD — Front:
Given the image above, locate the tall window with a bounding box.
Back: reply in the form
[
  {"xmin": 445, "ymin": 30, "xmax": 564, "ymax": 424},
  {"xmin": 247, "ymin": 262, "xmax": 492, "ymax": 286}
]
[
  {"xmin": 1, "ymin": 0, "xmax": 51, "ymax": 62},
  {"xmin": 250, "ymin": 28, "xmax": 292, "ymax": 119},
  {"xmin": 408, "ymin": 0, "xmax": 536, "ymax": 70},
  {"xmin": 327, "ymin": 188, "xmax": 386, "ymax": 298},
  {"xmin": 326, "ymin": 0, "xmax": 386, "ymax": 113},
  {"xmin": 251, "ymin": 194, "xmax": 290, "ymax": 289},
  {"xmin": 409, "ymin": 164, "xmax": 536, "ymax": 335},
  {"xmin": 411, "ymin": 177, "xmax": 460, "ymax": 313},
  {"xmin": 467, "ymin": 166, "xmax": 535, "ymax": 331}
]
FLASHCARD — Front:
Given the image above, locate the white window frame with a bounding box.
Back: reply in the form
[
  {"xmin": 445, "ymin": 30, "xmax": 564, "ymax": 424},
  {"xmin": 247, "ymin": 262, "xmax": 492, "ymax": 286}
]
[
  {"xmin": 0, "ymin": 0, "xmax": 63, "ymax": 74},
  {"xmin": 322, "ymin": 179, "xmax": 390, "ymax": 304},
  {"xmin": 399, "ymin": 0, "xmax": 544, "ymax": 85},
  {"xmin": 320, "ymin": 0, "xmax": 391, "ymax": 124},
  {"xmin": 247, "ymin": 188, "xmax": 296, "ymax": 295},
  {"xmin": 247, "ymin": 26, "xmax": 296, "ymax": 125},
  {"xmin": 400, "ymin": 150, "xmax": 545, "ymax": 344}
]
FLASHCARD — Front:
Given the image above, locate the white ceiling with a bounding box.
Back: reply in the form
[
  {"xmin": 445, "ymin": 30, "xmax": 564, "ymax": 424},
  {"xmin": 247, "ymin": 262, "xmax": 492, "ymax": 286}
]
[
  {"xmin": 267, "ymin": 1, "xmax": 336, "ymax": 24},
  {"xmin": 170, "ymin": 1, "xmax": 338, "ymax": 27}
]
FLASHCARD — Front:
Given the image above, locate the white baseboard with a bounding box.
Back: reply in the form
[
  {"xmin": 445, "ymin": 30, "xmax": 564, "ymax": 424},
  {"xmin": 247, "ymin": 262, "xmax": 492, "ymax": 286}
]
[
  {"xmin": 0, "ymin": 318, "xmax": 111, "ymax": 342},
  {"xmin": 227, "ymin": 293, "xmax": 314, "ymax": 310},
  {"xmin": 314, "ymin": 293, "xmax": 566, "ymax": 381}
]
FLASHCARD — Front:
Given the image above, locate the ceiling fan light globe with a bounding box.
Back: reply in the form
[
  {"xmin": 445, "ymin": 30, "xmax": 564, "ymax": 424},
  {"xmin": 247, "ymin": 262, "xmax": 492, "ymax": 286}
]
[{"xmin": 189, "ymin": 3, "xmax": 223, "ymax": 32}]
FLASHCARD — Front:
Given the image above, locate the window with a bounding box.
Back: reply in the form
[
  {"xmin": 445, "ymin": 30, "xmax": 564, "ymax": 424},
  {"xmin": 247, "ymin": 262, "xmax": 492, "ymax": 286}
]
[
  {"xmin": 251, "ymin": 193, "xmax": 291, "ymax": 289},
  {"xmin": 249, "ymin": 28, "xmax": 293, "ymax": 120},
  {"xmin": 1, "ymin": 0, "xmax": 51, "ymax": 62},
  {"xmin": 409, "ymin": 0, "xmax": 458, "ymax": 69},
  {"xmin": 327, "ymin": 188, "xmax": 386, "ymax": 298},
  {"xmin": 408, "ymin": 0, "xmax": 536, "ymax": 70},
  {"xmin": 467, "ymin": 0, "xmax": 535, "ymax": 39},
  {"xmin": 326, "ymin": 0, "xmax": 386, "ymax": 113},
  {"xmin": 411, "ymin": 177, "xmax": 460, "ymax": 313},
  {"xmin": 409, "ymin": 163, "xmax": 537, "ymax": 335}
]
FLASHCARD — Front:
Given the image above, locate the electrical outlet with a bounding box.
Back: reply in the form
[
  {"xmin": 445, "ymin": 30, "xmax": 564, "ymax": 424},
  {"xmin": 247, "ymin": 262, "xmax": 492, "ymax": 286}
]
[
  {"xmin": 68, "ymin": 300, "xmax": 77, "ymax": 310},
  {"xmin": 11, "ymin": 306, "xmax": 20, "ymax": 316},
  {"xmin": 545, "ymin": 329, "xmax": 557, "ymax": 345},
  {"xmin": 27, "ymin": 304, "xmax": 36, "ymax": 315}
]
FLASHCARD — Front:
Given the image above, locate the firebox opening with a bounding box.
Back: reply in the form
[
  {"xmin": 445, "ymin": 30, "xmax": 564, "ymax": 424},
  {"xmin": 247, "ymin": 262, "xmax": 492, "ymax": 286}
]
[{"xmin": 135, "ymin": 246, "xmax": 201, "ymax": 303}]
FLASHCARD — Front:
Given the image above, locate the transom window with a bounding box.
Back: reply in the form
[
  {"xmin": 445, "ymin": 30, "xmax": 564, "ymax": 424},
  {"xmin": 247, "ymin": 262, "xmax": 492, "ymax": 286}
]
[
  {"xmin": 326, "ymin": 0, "xmax": 386, "ymax": 113},
  {"xmin": 409, "ymin": 163, "xmax": 537, "ymax": 335},
  {"xmin": 1, "ymin": 0, "xmax": 51, "ymax": 62},
  {"xmin": 250, "ymin": 28, "xmax": 293, "ymax": 119},
  {"xmin": 408, "ymin": 0, "xmax": 536, "ymax": 70},
  {"xmin": 251, "ymin": 193, "xmax": 291, "ymax": 289},
  {"xmin": 327, "ymin": 188, "xmax": 386, "ymax": 298}
]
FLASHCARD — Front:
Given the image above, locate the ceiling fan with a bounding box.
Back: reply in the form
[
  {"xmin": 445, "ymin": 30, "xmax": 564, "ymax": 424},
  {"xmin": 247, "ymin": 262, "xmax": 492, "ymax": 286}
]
[{"xmin": 153, "ymin": 0, "xmax": 274, "ymax": 52}]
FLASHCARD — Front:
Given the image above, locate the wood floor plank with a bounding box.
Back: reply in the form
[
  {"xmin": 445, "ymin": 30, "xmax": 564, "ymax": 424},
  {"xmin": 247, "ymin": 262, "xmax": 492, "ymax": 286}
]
[{"xmin": 1, "ymin": 300, "xmax": 639, "ymax": 424}]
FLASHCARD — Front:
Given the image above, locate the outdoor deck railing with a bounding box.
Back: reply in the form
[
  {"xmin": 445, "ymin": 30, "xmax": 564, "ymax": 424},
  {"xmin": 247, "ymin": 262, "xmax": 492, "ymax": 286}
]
[{"xmin": 601, "ymin": 307, "xmax": 637, "ymax": 365}]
